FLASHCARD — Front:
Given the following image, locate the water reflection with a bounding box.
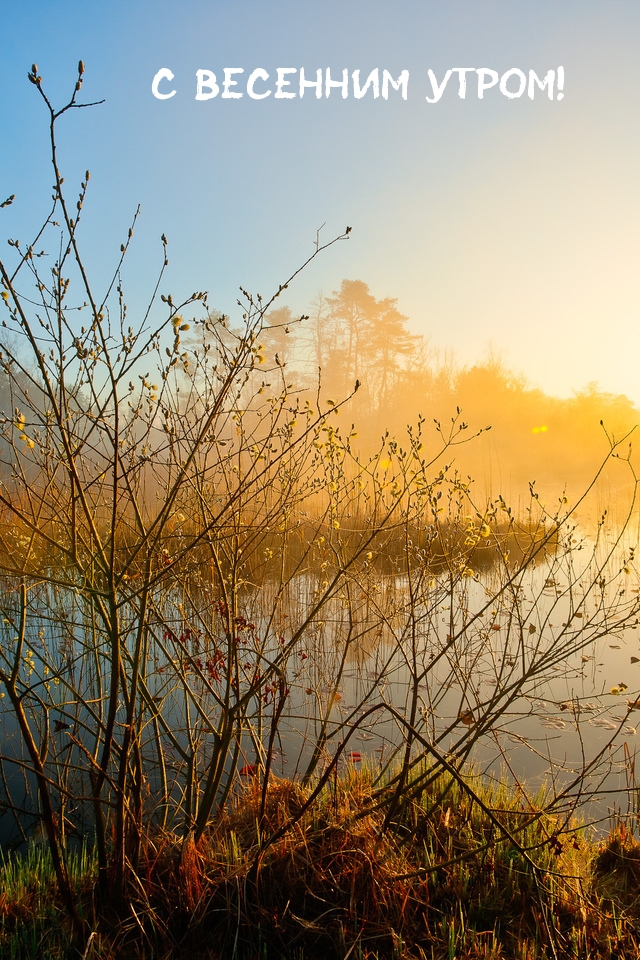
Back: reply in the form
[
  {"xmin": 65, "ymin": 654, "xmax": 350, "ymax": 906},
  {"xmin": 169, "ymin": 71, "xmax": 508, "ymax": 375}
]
[{"xmin": 1, "ymin": 537, "xmax": 639, "ymax": 847}]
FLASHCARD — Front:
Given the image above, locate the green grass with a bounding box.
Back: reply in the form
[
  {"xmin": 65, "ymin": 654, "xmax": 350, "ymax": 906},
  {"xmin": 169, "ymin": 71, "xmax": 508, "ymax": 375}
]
[{"xmin": 0, "ymin": 841, "xmax": 97, "ymax": 959}]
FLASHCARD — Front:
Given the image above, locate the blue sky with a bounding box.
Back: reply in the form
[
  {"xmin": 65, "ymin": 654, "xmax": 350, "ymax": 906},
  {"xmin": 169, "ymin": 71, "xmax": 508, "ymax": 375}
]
[{"xmin": 1, "ymin": 1, "xmax": 639, "ymax": 402}]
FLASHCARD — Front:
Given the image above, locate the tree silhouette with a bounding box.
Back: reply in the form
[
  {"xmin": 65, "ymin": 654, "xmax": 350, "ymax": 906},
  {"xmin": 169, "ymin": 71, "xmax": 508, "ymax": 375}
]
[
  {"xmin": 261, "ymin": 305, "xmax": 296, "ymax": 368},
  {"xmin": 326, "ymin": 279, "xmax": 378, "ymax": 390},
  {"xmin": 323, "ymin": 279, "xmax": 418, "ymax": 408},
  {"xmin": 366, "ymin": 296, "xmax": 417, "ymax": 408}
]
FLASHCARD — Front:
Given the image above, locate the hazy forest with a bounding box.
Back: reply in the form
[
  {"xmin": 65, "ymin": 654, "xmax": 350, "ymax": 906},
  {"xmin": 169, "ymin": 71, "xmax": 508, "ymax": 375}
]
[{"xmin": 256, "ymin": 281, "xmax": 639, "ymax": 515}]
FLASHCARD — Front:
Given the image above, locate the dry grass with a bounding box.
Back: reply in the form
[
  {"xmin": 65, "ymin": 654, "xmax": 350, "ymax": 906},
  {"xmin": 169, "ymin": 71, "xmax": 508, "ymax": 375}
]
[{"xmin": 3, "ymin": 768, "xmax": 640, "ymax": 959}]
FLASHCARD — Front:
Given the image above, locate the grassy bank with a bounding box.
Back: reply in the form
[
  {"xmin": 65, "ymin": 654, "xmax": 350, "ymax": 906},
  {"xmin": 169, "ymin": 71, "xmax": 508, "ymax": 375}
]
[{"xmin": 2, "ymin": 766, "xmax": 640, "ymax": 960}]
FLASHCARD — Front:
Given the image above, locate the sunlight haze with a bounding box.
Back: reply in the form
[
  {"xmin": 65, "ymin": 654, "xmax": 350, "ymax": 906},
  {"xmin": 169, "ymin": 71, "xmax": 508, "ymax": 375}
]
[{"xmin": 1, "ymin": 1, "xmax": 639, "ymax": 402}]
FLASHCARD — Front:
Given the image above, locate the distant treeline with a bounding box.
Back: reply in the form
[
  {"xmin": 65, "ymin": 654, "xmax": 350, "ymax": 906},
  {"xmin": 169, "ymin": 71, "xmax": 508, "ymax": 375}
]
[
  {"xmin": 3, "ymin": 276, "xmax": 636, "ymax": 521},
  {"xmin": 252, "ymin": 278, "xmax": 638, "ymax": 517}
]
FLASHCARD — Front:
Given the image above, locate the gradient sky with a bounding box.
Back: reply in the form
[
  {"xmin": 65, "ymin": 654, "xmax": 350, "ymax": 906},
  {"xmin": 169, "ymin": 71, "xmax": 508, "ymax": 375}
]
[{"xmin": 1, "ymin": 1, "xmax": 639, "ymax": 403}]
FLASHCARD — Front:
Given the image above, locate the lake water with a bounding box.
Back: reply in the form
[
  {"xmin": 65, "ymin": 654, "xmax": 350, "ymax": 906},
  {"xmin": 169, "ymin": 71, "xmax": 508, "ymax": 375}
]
[{"xmin": 1, "ymin": 532, "xmax": 639, "ymax": 847}]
